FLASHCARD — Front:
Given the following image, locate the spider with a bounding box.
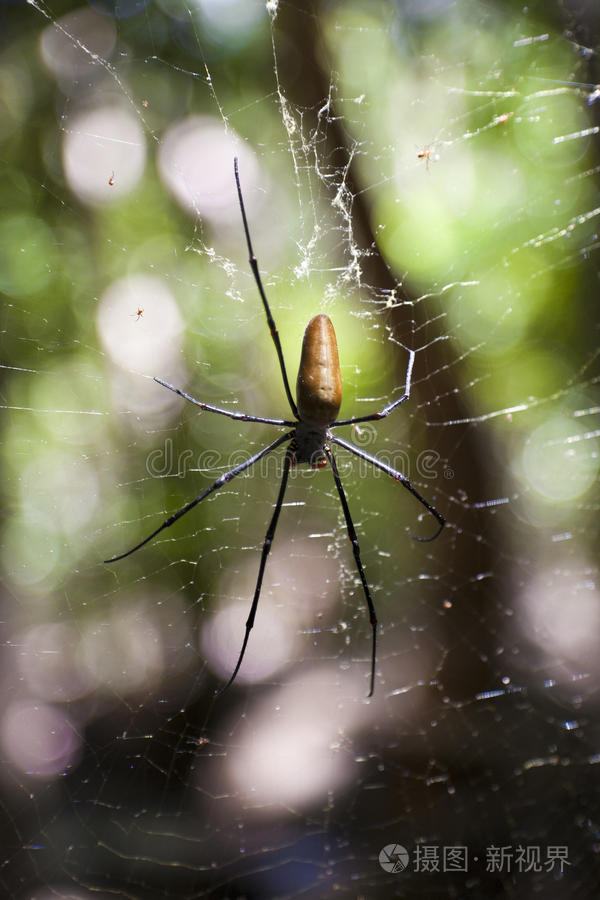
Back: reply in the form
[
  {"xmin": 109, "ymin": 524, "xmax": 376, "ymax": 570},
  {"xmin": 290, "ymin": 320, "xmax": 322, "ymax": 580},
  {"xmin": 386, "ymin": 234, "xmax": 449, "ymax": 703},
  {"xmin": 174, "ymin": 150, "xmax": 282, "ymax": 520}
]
[
  {"xmin": 105, "ymin": 158, "xmax": 445, "ymax": 697},
  {"xmin": 132, "ymin": 307, "xmax": 144, "ymax": 321}
]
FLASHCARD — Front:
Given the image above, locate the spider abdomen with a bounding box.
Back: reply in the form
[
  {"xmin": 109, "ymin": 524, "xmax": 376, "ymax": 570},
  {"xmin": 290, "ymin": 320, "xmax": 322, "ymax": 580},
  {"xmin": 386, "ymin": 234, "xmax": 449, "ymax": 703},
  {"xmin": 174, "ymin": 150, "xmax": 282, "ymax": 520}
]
[{"xmin": 296, "ymin": 314, "xmax": 342, "ymax": 427}]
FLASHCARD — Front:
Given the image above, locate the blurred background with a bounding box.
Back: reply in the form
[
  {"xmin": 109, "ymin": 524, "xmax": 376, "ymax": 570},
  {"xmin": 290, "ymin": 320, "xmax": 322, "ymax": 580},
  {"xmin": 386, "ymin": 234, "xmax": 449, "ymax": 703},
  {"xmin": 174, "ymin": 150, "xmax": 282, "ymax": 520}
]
[{"xmin": 1, "ymin": 0, "xmax": 599, "ymax": 896}]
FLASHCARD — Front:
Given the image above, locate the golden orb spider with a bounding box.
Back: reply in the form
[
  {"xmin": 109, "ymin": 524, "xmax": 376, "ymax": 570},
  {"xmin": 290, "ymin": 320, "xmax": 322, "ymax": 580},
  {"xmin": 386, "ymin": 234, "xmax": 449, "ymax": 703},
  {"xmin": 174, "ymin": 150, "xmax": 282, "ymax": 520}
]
[{"xmin": 105, "ymin": 158, "xmax": 445, "ymax": 696}]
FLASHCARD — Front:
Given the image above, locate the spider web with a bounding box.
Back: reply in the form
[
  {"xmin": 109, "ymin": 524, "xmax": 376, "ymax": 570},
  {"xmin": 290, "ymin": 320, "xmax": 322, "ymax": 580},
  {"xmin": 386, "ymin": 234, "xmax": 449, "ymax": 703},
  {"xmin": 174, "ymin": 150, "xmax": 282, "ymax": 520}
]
[{"xmin": 1, "ymin": 0, "xmax": 599, "ymax": 897}]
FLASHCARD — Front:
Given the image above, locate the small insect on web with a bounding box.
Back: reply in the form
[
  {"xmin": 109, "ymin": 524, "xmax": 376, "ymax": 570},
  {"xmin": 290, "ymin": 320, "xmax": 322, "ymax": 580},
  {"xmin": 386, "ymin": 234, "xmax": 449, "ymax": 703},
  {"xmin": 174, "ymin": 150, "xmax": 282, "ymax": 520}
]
[
  {"xmin": 104, "ymin": 158, "xmax": 445, "ymax": 697},
  {"xmin": 416, "ymin": 144, "xmax": 438, "ymax": 170}
]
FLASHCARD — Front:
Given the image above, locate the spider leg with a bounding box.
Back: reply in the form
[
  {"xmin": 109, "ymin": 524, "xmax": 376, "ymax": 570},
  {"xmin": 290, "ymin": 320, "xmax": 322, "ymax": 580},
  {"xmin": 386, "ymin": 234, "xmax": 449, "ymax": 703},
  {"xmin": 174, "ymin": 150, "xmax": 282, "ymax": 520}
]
[
  {"xmin": 154, "ymin": 377, "xmax": 295, "ymax": 426},
  {"xmin": 105, "ymin": 431, "xmax": 293, "ymax": 563},
  {"xmin": 325, "ymin": 446, "xmax": 377, "ymax": 698},
  {"xmin": 333, "ymin": 349, "xmax": 416, "ymax": 427},
  {"xmin": 234, "ymin": 158, "xmax": 300, "ymax": 421},
  {"xmin": 219, "ymin": 446, "xmax": 292, "ymax": 693},
  {"xmin": 332, "ymin": 394, "xmax": 409, "ymax": 427},
  {"xmin": 329, "ymin": 434, "xmax": 445, "ymax": 542}
]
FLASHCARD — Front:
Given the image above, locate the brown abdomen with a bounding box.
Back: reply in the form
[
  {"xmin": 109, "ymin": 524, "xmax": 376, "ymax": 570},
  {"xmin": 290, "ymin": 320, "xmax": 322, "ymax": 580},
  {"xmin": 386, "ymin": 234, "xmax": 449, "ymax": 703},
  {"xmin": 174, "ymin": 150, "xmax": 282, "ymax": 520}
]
[{"xmin": 296, "ymin": 314, "xmax": 342, "ymax": 426}]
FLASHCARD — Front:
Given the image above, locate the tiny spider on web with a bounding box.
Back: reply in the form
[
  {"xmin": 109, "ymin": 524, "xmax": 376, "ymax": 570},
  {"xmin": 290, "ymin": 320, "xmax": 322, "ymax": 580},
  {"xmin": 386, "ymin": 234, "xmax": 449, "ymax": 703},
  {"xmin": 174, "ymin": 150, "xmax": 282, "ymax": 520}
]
[
  {"xmin": 131, "ymin": 307, "xmax": 143, "ymax": 321},
  {"xmin": 105, "ymin": 158, "xmax": 445, "ymax": 697}
]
